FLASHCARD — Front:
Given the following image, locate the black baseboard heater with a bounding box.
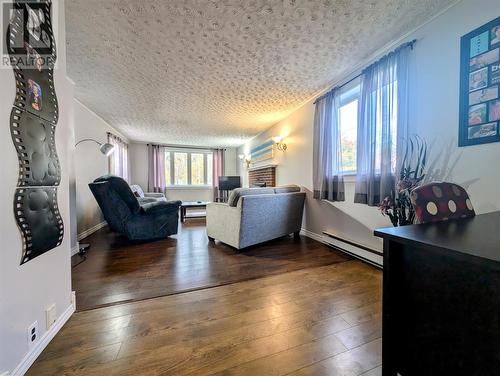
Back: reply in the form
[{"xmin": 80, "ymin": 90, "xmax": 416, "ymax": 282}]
[{"xmin": 322, "ymin": 231, "xmax": 383, "ymax": 268}]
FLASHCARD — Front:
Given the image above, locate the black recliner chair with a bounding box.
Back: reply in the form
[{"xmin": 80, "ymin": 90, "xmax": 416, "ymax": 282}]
[{"xmin": 89, "ymin": 175, "xmax": 181, "ymax": 240}]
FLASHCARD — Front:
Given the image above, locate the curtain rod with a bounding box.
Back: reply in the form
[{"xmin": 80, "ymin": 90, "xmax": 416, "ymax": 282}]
[
  {"xmin": 146, "ymin": 143, "xmax": 226, "ymax": 151},
  {"xmin": 106, "ymin": 131, "xmax": 127, "ymax": 144},
  {"xmin": 313, "ymin": 39, "xmax": 417, "ymax": 105}
]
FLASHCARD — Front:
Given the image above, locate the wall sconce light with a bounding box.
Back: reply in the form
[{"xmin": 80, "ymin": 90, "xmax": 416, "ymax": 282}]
[
  {"xmin": 272, "ymin": 136, "xmax": 287, "ymax": 152},
  {"xmin": 239, "ymin": 154, "xmax": 252, "ymax": 168}
]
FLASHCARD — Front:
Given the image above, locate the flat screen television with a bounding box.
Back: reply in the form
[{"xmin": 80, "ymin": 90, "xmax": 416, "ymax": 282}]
[{"xmin": 218, "ymin": 176, "xmax": 241, "ymax": 191}]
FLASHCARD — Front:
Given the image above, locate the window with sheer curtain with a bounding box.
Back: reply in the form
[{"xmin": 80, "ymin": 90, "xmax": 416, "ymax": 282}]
[
  {"xmin": 354, "ymin": 42, "xmax": 412, "ymax": 206},
  {"xmin": 314, "ymin": 41, "xmax": 413, "ymax": 205},
  {"xmin": 107, "ymin": 132, "xmax": 129, "ymax": 181}
]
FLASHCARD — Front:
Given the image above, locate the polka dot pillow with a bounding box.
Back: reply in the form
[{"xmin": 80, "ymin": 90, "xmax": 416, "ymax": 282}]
[{"xmin": 410, "ymin": 182, "xmax": 475, "ymax": 224}]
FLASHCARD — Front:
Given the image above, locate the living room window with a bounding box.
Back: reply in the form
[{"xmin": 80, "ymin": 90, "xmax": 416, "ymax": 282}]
[
  {"xmin": 337, "ymin": 80, "xmax": 399, "ymax": 176},
  {"xmin": 339, "ymin": 84, "xmax": 360, "ymax": 174},
  {"xmin": 164, "ymin": 149, "xmax": 213, "ymax": 187}
]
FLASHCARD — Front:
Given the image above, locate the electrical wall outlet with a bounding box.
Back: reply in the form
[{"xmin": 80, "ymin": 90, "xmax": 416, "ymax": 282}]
[
  {"xmin": 46, "ymin": 304, "xmax": 57, "ymax": 330},
  {"xmin": 71, "ymin": 291, "xmax": 76, "ymax": 309},
  {"xmin": 27, "ymin": 321, "xmax": 39, "ymax": 349}
]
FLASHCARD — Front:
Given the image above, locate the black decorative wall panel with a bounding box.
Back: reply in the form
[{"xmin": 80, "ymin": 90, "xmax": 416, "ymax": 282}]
[
  {"xmin": 13, "ymin": 67, "xmax": 59, "ymax": 123},
  {"xmin": 6, "ymin": 0, "xmax": 63, "ymax": 264},
  {"xmin": 10, "ymin": 108, "xmax": 61, "ymax": 187},
  {"xmin": 14, "ymin": 187, "xmax": 64, "ymax": 265}
]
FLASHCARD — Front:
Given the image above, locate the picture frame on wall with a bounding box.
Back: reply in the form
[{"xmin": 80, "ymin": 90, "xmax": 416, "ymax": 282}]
[
  {"xmin": 459, "ymin": 16, "xmax": 500, "ymax": 146},
  {"xmin": 250, "ymin": 139, "xmax": 274, "ymax": 163}
]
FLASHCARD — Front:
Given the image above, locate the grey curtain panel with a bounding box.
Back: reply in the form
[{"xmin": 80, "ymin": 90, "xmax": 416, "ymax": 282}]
[
  {"xmin": 108, "ymin": 132, "xmax": 129, "ymax": 181},
  {"xmin": 313, "ymin": 87, "xmax": 345, "ymax": 201},
  {"xmin": 354, "ymin": 42, "xmax": 412, "ymax": 206},
  {"xmin": 147, "ymin": 144, "xmax": 166, "ymax": 193}
]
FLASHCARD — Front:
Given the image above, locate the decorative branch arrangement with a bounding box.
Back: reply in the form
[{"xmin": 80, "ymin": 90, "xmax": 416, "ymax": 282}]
[{"xmin": 379, "ymin": 136, "xmax": 427, "ymax": 227}]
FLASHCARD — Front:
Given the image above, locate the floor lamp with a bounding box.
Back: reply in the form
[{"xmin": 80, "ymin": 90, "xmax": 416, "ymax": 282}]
[{"xmin": 74, "ymin": 139, "xmax": 115, "ymax": 256}]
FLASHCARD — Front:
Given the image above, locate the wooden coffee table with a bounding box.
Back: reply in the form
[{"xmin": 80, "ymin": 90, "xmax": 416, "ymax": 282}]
[{"xmin": 180, "ymin": 201, "xmax": 210, "ymax": 222}]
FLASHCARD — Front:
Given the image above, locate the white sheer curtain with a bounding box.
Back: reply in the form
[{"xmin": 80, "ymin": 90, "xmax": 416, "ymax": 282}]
[
  {"xmin": 354, "ymin": 42, "xmax": 412, "ymax": 206},
  {"xmin": 313, "ymin": 87, "xmax": 345, "ymax": 201},
  {"xmin": 108, "ymin": 132, "xmax": 129, "ymax": 181}
]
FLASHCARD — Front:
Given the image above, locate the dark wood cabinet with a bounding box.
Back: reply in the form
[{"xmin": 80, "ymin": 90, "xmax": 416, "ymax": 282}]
[{"xmin": 375, "ymin": 212, "xmax": 500, "ymax": 375}]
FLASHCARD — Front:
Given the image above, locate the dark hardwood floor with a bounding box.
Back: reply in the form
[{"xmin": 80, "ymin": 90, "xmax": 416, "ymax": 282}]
[
  {"xmin": 29, "ymin": 260, "xmax": 382, "ymax": 376},
  {"xmin": 73, "ymin": 219, "xmax": 352, "ymax": 311}
]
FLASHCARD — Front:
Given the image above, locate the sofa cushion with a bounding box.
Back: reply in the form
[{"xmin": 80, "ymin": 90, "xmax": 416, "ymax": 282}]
[
  {"xmin": 274, "ymin": 185, "xmax": 301, "ymax": 194},
  {"xmin": 138, "ymin": 195, "xmax": 167, "ymax": 205},
  {"xmin": 141, "ymin": 200, "xmax": 181, "ymax": 214},
  {"xmin": 138, "ymin": 197, "xmax": 157, "ymax": 205},
  {"xmin": 227, "ymin": 187, "xmax": 275, "ymax": 207},
  {"xmin": 130, "ymin": 184, "xmax": 145, "ymax": 198}
]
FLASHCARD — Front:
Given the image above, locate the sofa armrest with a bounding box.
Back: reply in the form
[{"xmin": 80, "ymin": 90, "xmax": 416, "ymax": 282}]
[
  {"xmin": 141, "ymin": 200, "xmax": 181, "ymax": 214},
  {"xmin": 206, "ymin": 202, "xmax": 241, "ymax": 248},
  {"xmin": 206, "ymin": 202, "xmax": 237, "ymax": 217},
  {"xmin": 144, "ymin": 192, "xmax": 165, "ymax": 198}
]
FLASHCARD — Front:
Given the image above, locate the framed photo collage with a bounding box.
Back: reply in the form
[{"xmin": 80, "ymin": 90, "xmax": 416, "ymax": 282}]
[{"xmin": 459, "ymin": 17, "xmax": 500, "ymax": 146}]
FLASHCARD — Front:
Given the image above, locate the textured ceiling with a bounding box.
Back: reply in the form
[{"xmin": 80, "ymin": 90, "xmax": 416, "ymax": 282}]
[{"xmin": 66, "ymin": 0, "xmax": 455, "ymax": 147}]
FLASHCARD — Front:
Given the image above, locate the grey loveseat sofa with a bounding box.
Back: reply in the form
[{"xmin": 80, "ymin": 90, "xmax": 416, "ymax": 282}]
[
  {"xmin": 89, "ymin": 175, "xmax": 181, "ymax": 241},
  {"xmin": 206, "ymin": 185, "xmax": 305, "ymax": 249}
]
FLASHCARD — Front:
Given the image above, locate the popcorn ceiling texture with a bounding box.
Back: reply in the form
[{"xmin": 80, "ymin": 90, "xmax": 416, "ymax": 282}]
[{"xmin": 66, "ymin": 0, "xmax": 454, "ymax": 147}]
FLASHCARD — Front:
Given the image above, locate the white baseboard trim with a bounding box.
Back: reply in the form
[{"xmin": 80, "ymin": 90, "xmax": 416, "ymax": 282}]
[
  {"xmin": 300, "ymin": 228, "xmax": 383, "ymax": 268},
  {"xmin": 71, "ymin": 245, "xmax": 79, "ymax": 256},
  {"xmin": 77, "ymin": 221, "xmax": 107, "ymax": 241},
  {"xmin": 11, "ymin": 300, "xmax": 75, "ymax": 376},
  {"xmin": 299, "ymin": 228, "xmax": 326, "ymax": 244}
]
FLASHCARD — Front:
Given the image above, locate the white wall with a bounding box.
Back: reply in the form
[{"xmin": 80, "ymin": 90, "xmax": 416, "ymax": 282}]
[
  {"xmin": 0, "ymin": 0, "xmax": 74, "ymax": 373},
  {"xmin": 238, "ymin": 0, "xmax": 500, "ymax": 251},
  {"xmin": 73, "ymin": 99, "xmax": 128, "ymax": 242},
  {"xmin": 224, "ymin": 147, "xmax": 238, "ymax": 176},
  {"xmin": 129, "ymin": 142, "xmax": 239, "ymax": 202},
  {"xmin": 129, "ymin": 142, "xmax": 149, "ymax": 189},
  {"xmin": 407, "ymin": 0, "xmax": 500, "ymax": 215}
]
